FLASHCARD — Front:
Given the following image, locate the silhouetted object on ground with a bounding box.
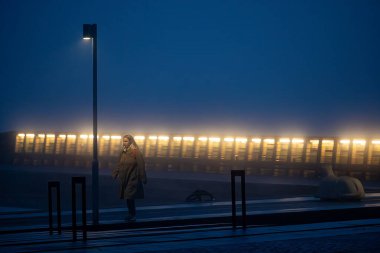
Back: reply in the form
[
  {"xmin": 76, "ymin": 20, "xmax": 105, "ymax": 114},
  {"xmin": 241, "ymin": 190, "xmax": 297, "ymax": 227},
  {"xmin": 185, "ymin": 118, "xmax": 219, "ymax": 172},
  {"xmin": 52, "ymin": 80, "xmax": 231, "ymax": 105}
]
[
  {"xmin": 71, "ymin": 177, "xmax": 87, "ymax": 241},
  {"xmin": 231, "ymin": 169, "xmax": 247, "ymax": 228},
  {"xmin": 316, "ymin": 165, "xmax": 365, "ymax": 201},
  {"xmin": 48, "ymin": 181, "xmax": 61, "ymax": 235},
  {"xmin": 112, "ymin": 135, "xmax": 147, "ymax": 222},
  {"xmin": 186, "ymin": 189, "xmax": 215, "ymax": 202}
]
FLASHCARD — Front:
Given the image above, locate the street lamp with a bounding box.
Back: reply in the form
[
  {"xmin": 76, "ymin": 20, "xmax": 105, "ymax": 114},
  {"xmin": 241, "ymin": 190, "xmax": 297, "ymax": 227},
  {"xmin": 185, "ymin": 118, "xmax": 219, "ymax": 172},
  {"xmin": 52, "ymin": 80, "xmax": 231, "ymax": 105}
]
[{"xmin": 83, "ymin": 24, "xmax": 99, "ymax": 225}]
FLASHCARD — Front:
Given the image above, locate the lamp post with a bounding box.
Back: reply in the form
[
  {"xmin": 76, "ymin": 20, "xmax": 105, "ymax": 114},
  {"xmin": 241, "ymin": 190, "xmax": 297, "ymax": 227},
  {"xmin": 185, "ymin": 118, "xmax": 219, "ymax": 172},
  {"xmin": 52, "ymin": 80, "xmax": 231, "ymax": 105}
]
[{"xmin": 83, "ymin": 24, "xmax": 99, "ymax": 225}]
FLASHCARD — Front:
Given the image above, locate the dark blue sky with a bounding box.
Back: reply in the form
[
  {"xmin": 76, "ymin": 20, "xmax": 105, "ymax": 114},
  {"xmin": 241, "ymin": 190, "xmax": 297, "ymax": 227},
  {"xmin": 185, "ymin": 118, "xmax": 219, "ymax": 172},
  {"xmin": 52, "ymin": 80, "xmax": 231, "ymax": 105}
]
[{"xmin": 1, "ymin": 0, "xmax": 379, "ymax": 136}]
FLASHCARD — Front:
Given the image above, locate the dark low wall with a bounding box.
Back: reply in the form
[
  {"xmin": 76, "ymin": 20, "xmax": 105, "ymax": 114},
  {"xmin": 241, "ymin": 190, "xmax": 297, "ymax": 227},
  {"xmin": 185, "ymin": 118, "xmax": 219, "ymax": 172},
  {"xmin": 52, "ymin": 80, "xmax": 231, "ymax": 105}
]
[{"xmin": 0, "ymin": 131, "xmax": 16, "ymax": 164}]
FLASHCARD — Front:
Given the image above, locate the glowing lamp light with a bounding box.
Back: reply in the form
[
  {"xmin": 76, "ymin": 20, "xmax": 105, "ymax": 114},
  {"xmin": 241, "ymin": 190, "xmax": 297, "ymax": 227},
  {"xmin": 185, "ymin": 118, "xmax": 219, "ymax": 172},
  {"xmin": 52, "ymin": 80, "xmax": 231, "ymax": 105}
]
[
  {"xmin": 252, "ymin": 138, "xmax": 261, "ymax": 143},
  {"xmin": 59, "ymin": 134, "xmax": 66, "ymax": 138},
  {"xmin": 102, "ymin": 135, "xmax": 110, "ymax": 140},
  {"xmin": 264, "ymin": 139, "xmax": 275, "ymax": 144},
  {"xmin": 224, "ymin": 137, "xmax": 234, "ymax": 142},
  {"xmin": 183, "ymin": 137, "xmax": 195, "ymax": 141},
  {"xmin": 339, "ymin": 140, "xmax": 350, "ymax": 144},
  {"xmin": 111, "ymin": 136, "xmax": 121, "ymax": 140},
  {"xmin": 46, "ymin": 134, "xmax": 55, "ymax": 138},
  {"xmin": 134, "ymin": 136, "xmax": 146, "ymax": 140},
  {"xmin": 209, "ymin": 137, "xmax": 221, "ymax": 142},
  {"xmin": 198, "ymin": 137, "xmax": 208, "ymax": 141},
  {"xmin": 149, "ymin": 136, "xmax": 158, "ymax": 140},
  {"xmin": 279, "ymin": 138, "xmax": 290, "ymax": 143},
  {"xmin": 26, "ymin": 134, "xmax": 35, "ymax": 138},
  {"xmin": 173, "ymin": 136, "xmax": 182, "ymax": 141},
  {"xmin": 236, "ymin": 138, "xmax": 247, "ymax": 143},
  {"xmin": 80, "ymin": 134, "xmax": 89, "ymax": 139},
  {"xmin": 322, "ymin": 140, "xmax": 333, "ymax": 144},
  {"xmin": 292, "ymin": 138, "xmax": 304, "ymax": 143},
  {"xmin": 38, "ymin": 134, "xmax": 46, "ymax": 138},
  {"xmin": 372, "ymin": 140, "xmax": 380, "ymax": 145},
  {"xmin": 158, "ymin": 136, "xmax": 169, "ymax": 141},
  {"xmin": 310, "ymin": 140, "xmax": 319, "ymax": 144},
  {"xmin": 353, "ymin": 139, "xmax": 366, "ymax": 145},
  {"xmin": 67, "ymin": 135, "xmax": 77, "ymax": 139},
  {"xmin": 18, "ymin": 133, "xmax": 25, "ymax": 137}
]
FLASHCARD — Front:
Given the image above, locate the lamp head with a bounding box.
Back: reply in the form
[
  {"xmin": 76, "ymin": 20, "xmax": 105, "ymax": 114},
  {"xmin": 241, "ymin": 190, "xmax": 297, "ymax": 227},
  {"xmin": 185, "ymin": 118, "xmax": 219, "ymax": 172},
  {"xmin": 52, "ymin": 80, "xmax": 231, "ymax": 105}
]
[{"xmin": 83, "ymin": 24, "xmax": 96, "ymax": 39}]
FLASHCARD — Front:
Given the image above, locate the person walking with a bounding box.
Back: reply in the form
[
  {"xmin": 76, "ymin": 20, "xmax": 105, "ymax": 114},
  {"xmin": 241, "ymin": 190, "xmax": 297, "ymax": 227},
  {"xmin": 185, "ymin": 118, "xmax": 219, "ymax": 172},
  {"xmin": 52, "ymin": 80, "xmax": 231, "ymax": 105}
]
[{"xmin": 112, "ymin": 134, "xmax": 147, "ymax": 222}]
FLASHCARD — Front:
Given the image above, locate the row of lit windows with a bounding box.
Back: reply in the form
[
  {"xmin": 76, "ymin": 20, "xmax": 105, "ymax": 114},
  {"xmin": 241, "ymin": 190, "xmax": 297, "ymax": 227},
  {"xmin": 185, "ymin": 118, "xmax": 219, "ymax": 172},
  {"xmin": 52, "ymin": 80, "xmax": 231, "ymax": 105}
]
[{"xmin": 15, "ymin": 133, "xmax": 380, "ymax": 165}]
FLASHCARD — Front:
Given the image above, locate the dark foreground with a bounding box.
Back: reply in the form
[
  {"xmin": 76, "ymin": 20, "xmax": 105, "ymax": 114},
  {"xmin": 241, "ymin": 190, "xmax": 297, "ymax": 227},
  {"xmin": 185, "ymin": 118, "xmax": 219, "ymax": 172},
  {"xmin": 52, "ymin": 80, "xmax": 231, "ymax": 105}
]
[
  {"xmin": 1, "ymin": 165, "xmax": 380, "ymax": 252},
  {"xmin": 1, "ymin": 219, "xmax": 380, "ymax": 253},
  {"xmin": 0, "ymin": 164, "xmax": 321, "ymax": 211}
]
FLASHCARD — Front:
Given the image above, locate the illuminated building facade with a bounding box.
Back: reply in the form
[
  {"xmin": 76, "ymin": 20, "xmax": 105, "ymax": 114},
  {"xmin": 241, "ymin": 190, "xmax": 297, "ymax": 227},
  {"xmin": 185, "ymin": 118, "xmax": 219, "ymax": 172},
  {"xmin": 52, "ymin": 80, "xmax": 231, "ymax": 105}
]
[{"xmin": 2, "ymin": 132, "xmax": 380, "ymax": 180}]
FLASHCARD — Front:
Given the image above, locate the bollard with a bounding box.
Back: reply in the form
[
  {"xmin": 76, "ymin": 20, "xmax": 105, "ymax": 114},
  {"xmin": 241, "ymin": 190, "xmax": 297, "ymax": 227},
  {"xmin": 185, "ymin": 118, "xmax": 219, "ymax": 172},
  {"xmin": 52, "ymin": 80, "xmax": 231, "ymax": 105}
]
[
  {"xmin": 48, "ymin": 181, "xmax": 61, "ymax": 234},
  {"xmin": 72, "ymin": 176, "xmax": 87, "ymax": 241},
  {"xmin": 231, "ymin": 170, "xmax": 247, "ymax": 228}
]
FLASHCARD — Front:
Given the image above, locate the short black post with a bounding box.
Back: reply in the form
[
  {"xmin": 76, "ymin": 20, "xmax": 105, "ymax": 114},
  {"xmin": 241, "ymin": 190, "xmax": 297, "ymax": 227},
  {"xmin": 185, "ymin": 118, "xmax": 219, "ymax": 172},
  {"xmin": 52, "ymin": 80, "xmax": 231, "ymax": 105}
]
[
  {"xmin": 48, "ymin": 181, "xmax": 61, "ymax": 234},
  {"xmin": 231, "ymin": 172, "xmax": 237, "ymax": 227},
  {"xmin": 72, "ymin": 177, "xmax": 87, "ymax": 241},
  {"xmin": 231, "ymin": 170, "xmax": 247, "ymax": 228},
  {"xmin": 241, "ymin": 171, "xmax": 247, "ymax": 227}
]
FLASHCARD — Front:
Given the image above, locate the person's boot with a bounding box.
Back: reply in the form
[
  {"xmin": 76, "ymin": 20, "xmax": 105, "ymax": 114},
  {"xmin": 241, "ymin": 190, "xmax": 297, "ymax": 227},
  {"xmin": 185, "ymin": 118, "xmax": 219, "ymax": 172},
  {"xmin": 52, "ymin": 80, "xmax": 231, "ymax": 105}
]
[{"xmin": 125, "ymin": 214, "xmax": 136, "ymax": 222}]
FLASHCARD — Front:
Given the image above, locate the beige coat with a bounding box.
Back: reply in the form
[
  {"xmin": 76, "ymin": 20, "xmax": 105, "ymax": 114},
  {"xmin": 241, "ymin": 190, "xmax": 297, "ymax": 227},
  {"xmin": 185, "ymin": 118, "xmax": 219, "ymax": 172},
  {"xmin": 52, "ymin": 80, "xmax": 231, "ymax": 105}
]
[{"xmin": 113, "ymin": 145, "xmax": 147, "ymax": 199}]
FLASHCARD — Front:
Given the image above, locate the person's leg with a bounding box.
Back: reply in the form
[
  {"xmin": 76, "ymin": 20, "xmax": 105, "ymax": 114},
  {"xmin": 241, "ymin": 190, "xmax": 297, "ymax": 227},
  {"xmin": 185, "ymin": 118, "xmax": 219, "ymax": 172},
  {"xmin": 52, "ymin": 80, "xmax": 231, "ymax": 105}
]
[
  {"xmin": 127, "ymin": 199, "xmax": 136, "ymax": 216},
  {"xmin": 126, "ymin": 199, "xmax": 136, "ymax": 220}
]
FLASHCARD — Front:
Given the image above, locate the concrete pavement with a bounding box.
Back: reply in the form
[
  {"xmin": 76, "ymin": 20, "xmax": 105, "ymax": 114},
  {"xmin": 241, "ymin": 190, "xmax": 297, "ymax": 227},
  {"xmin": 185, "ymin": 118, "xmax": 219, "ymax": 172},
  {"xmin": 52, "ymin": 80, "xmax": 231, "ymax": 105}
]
[{"xmin": 1, "ymin": 164, "xmax": 380, "ymax": 252}]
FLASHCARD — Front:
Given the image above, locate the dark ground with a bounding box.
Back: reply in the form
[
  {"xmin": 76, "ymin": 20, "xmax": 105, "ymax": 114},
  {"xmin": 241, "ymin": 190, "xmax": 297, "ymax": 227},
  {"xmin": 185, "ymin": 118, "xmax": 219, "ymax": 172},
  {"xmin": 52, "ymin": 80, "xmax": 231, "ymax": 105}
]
[
  {"xmin": 151, "ymin": 232, "xmax": 380, "ymax": 253},
  {"xmin": 1, "ymin": 165, "xmax": 380, "ymax": 253}
]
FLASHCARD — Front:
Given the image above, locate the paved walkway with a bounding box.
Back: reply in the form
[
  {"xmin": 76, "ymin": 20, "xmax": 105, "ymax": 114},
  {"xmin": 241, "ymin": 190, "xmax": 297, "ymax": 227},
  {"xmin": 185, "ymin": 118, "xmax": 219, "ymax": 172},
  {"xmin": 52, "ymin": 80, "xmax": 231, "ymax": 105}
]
[
  {"xmin": 1, "ymin": 219, "xmax": 380, "ymax": 252},
  {"xmin": 2, "ymin": 193, "xmax": 380, "ymax": 232},
  {"xmin": 1, "ymin": 193, "xmax": 380, "ymax": 252},
  {"xmin": 1, "ymin": 165, "xmax": 380, "ymax": 252}
]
